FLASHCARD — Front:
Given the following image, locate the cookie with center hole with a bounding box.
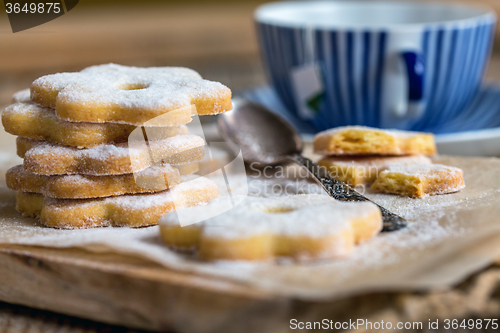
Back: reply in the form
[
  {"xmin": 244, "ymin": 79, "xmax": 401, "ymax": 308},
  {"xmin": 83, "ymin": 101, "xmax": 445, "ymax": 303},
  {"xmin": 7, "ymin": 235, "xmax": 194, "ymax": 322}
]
[
  {"xmin": 160, "ymin": 195, "xmax": 382, "ymax": 262},
  {"xmin": 31, "ymin": 63, "xmax": 232, "ymax": 125},
  {"xmin": 16, "ymin": 177, "xmax": 219, "ymax": 229}
]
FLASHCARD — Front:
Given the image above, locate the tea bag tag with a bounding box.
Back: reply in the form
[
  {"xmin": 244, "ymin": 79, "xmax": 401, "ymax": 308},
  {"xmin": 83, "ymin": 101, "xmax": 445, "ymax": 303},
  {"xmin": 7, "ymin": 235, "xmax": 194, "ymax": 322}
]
[
  {"xmin": 291, "ymin": 63, "xmax": 325, "ymax": 119},
  {"xmin": 290, "ymin": 27, "xmax": 324, "ymax": 119}
]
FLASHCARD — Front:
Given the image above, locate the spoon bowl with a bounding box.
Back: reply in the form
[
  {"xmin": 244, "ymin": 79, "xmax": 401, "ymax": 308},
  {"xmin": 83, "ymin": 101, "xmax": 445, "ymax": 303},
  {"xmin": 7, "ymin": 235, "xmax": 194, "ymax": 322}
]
[{"xmin": 218, "ymin": 98, "xmax": 303, "ymax": 165}]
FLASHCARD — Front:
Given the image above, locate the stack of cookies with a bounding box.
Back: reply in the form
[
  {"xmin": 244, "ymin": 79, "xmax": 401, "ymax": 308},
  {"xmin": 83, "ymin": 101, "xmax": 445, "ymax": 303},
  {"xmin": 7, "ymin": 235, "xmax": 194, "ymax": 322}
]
[
  {"xmin": 2, "ymin": 64, "xmax": 233, "ymax": 229},
  {"xmin": 314, "ymin": 126, "xmax": 465, "ymax": 198}
]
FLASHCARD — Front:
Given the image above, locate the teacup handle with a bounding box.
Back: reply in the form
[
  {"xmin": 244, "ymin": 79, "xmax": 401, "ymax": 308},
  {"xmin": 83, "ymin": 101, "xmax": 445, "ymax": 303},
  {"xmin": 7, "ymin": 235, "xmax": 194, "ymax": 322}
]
[{"xmin": 392, "ymin": 51, "xmax": 425, "ymax": 118}]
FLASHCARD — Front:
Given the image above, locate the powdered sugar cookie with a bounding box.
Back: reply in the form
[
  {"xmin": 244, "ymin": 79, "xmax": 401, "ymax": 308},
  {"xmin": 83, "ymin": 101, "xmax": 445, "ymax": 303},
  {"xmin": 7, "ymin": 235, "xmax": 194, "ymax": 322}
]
[
  {"xmin": 16, "ymin": 177, "xmax": 219, "ymax": 229},
  {"xmin": 179, "ymin": 124, "xmax": 189, "ymax": 135},
  {"xmin": 3, "ymin": 102, "xmax": 185, "ymax": 148},
  {"xmin": 160, "ymin": 195, "xmax": 382, "ymax": 261},
  {"xmin": 16, "ymin": 135, "xmax": 205, "ymax": 176},
  {"xmin": 175, "ymin": 162, "xmax": 199, "ymax": 176},
  {"xmin": 314, "ymin": 126, "xmax": 436, "ymax": 156},
  {"xmin": 371, "ymin": 163, "xmax": 465, "ymax": 198},
  {"xmin": 31, "ymin": 63, "xmax": 232, "ymax": 125},
  {"xmin": 11, "ymin": 88, "xmax": 30, "ymax": 103},
  {"xmin": 6, "ymin": 164, "xmax": 181, "ymax": 199},
  {"xmin": 197, "ymin": 145, "xmax": 234, "ymax": 175},
  {"xmin": 318, "ymin": 155, "xmax": 432, "ymax": 186}
]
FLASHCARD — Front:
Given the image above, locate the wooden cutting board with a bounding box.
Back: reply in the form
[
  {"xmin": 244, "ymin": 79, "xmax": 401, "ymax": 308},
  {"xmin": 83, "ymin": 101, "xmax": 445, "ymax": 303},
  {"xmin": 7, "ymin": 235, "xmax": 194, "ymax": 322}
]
[
  {"xmin": 2, "ymin": 231, "xmax": 500, "ymax": 332},
  {"xmin": 1, "ymin": 243, "xmax": 415, "ymax": 333},
  {"xmin": 2, "ymin": 155, "xmax": 500, "ymax": 332},
  {"xmin": 2, "ymin": 241, "xmax": 500, "ymax": 333},
  {"xmin": 0, "ymin": 244, "xmax": 282, "ymax": 332}
]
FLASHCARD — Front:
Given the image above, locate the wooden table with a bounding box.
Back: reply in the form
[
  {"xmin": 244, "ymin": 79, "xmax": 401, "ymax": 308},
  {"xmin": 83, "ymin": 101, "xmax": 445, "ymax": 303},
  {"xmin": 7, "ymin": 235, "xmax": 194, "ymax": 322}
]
[{"xmin": 2, "ymin": 1, "xmax": 500, "ymax": 332}]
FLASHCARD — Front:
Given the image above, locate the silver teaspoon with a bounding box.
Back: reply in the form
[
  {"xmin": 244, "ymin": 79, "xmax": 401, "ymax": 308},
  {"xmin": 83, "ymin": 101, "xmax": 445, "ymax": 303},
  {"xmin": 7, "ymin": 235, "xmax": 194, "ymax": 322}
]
[{"xmin": 217, "ymin": 98, "xmax": 406, "ymax": 232}]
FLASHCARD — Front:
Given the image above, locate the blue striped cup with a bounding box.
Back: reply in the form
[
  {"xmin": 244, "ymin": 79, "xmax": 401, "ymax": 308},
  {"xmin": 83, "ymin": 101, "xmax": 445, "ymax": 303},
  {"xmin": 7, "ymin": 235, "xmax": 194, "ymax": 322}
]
[{"xmin": 255, "ymin": 1, "xmax": 496, "ymax": 131}]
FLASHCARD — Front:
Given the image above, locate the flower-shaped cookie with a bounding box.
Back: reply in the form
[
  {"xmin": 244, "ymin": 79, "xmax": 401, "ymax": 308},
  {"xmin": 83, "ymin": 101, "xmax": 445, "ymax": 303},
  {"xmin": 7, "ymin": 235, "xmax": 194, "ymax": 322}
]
[
  {"xmin": 160, "ymin": 195, "xmax": 382, "ymax": 261},
  {"xmin": 31, "ymin": 63, "xmax": 232, "ymax": 125},
  {"xmin": 16, "ymin": 177, "xmax": 219, "ymax": 229},
  {"xmin": 314, "ymin": 126, "xmax": 436, "ymax": 156}
]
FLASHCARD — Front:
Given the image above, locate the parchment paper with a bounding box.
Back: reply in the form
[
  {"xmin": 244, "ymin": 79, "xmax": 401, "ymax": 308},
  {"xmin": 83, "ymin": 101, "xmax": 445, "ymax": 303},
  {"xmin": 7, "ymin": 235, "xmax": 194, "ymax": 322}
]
[{"xmin": 1, "ymin": 139, "xmax": 500, "ymax": 301}]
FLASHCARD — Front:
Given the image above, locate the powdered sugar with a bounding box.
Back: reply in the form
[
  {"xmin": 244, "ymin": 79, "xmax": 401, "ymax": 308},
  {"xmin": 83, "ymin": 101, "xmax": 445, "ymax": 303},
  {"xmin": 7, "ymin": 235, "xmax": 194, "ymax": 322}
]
[
  {"xmin": 20, "ymin": 134, "xmax": 205, "ymax": 175},
  {"xmin": 11, "ymin": 88, "xmax": 31, "ymax": 103},
  {"xmin": 381, "ymin": 163, "xmax": 463, "ymax": 177},
  {"xmin": 44, "ymin": 177, "xmax": 218, "ymax": 210},
  {"xmin": 4, "ymin": 101, "xmax": 56, "ymax": 119},
  {"xmin": 32, "ymin": 63, "xmax": 231, "ymax": 119},
  {"xmin": 316, "ymin": 125, "xmax": 431, "ymax": 139},
  {"xmin": 313, "ymin": 125, "xmax": 436, "ymax": 156},
  {"xmin": 148, "ymin": 134, "xmax": 204, "ymax": 156},
  {"xmin": 6, "ymin": 163, "xmax": 182, "ymax": 198},
  {"xmin": 161, "ymin": 195, "xmax": 380, "ymax": 239},
  {"xmin": 0, "ymin": 157, "xmax": 499, "ymax": 300},
  {"xmin": 20, "ymin": 177, "xmax": 221, "ymax": 229},
  {"xmin": 3, "ymin": 101, "xmax": 146, "ymax": 147},
  {"xmin": 24, "ymin": 138, "xmax": 128, "ymax": 159},
  {"xmin": 374, "ymin": 163, "xmax": 466, "ymax": 196},
  {"xmin": 321, "ymin": 155, "xmax": 432, "ymax": 168}
]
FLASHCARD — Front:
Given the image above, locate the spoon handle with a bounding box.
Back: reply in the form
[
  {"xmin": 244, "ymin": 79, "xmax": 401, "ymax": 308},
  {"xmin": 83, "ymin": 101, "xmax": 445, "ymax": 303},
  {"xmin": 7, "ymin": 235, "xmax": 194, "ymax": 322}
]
[{"xmin": 288, "ymin": 154, "xmax": 406, "ymax": 232}]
